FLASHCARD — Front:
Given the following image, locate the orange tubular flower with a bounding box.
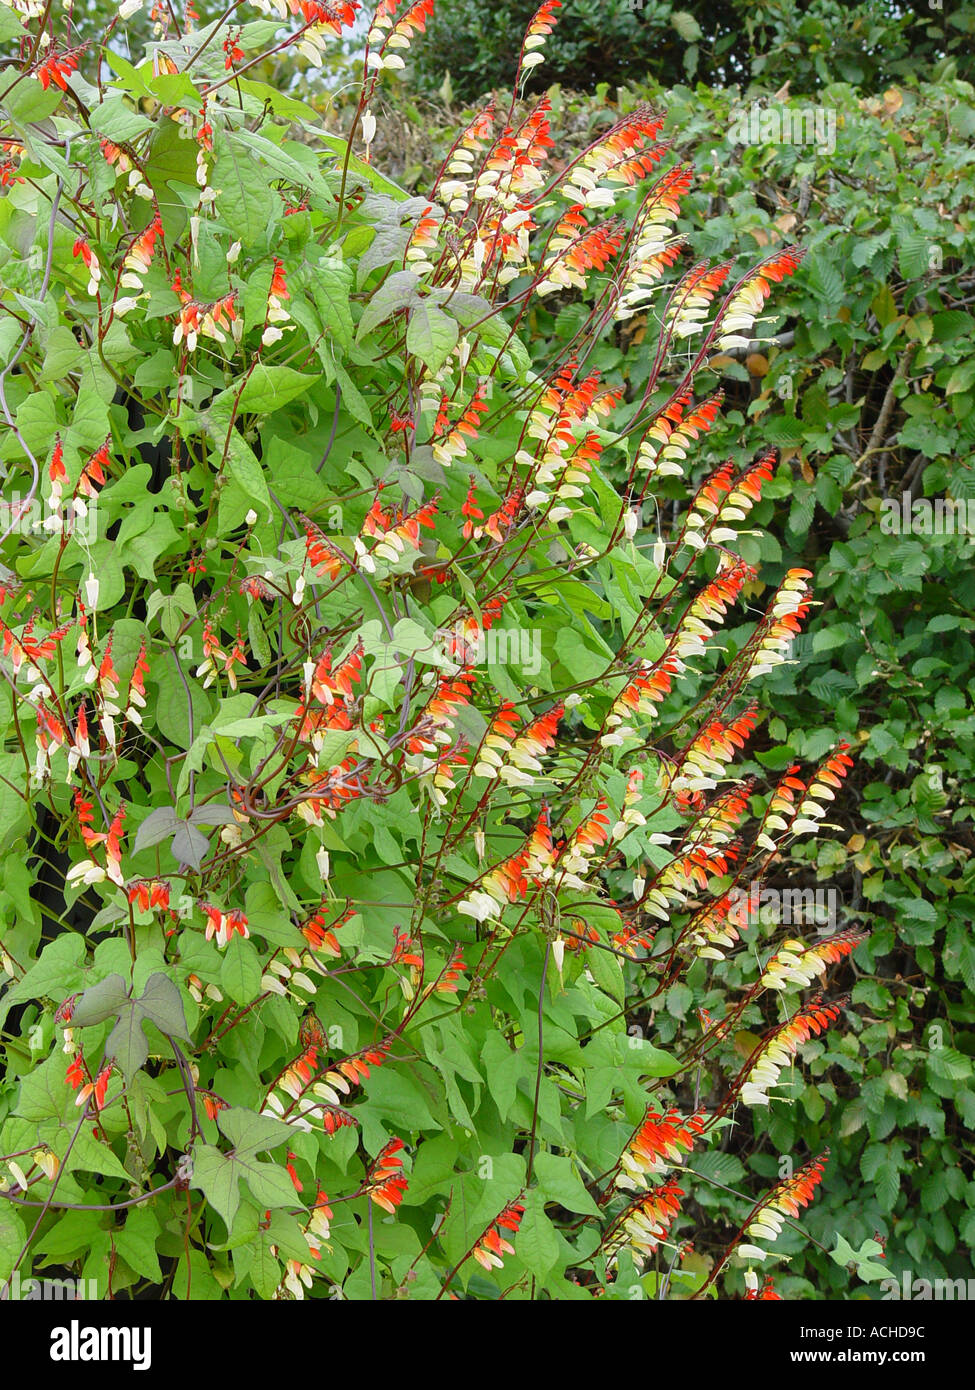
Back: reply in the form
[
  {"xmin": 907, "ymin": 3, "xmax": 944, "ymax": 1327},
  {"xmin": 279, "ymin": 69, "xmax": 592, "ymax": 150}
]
[
  {"xmin": 472, "ymin": 699, "xmax": 521, "ymax": 777},
  {"xmin": 406, "ymin": 669, "xmax": 475, "ymax": 754},
  {"xmin": 538, "ymin": 215, "xmax": 626, "ymax": 295},
  {"xmin": 77, "ymin": 1064, "xmax": 112, "ymax": 1111},
  {"xmin": 758, "ymin": 740, "xmax": 854, "ymax": 848},
  {"xmin": 617, "ymin": 1108, "xmax": 706, "ymax": 1191},
  {"xmin": 311, "ymin": 1042, "xmax": 390, "ymax": 1107},
  {"xmin": 366, "ymin": 1138, "xmax": 409, "ymax": 1213},
  {"xmin": 745, "ymin": 1276, "xmax": 783, "ymax": 1300},
  {"xmin": 434, "ymin": 945, "xmax": 466, "ymax": 994},
  {"xmin": 509, "ymin": 702, "xmax": 562, "ymax": 769},
  {"xmin": 564, "ymin": 921, "xmax": 600, "ymax": 952},
  {"xmin": 37, "ymin": 48, "xmax": 82, "ymax": 91},
  {"xmin": 124, "ymin": 640, "xmax": 150, "ymax": 726},
  {"xmin": 525, "ymin": 804, "xmax": 556, "ymax": 880},
  {"xmin": 603, "ymin": 656, "xmax": 680, "ymax": 744},
  {"xmin": 79, "ymin": 440, "xmax": 111, "ymax": 497},
  {"xmin": 667, "ymin": 259, "xmax": 733, "ymax": 343},
  {"xmin": 570, "ymin": 797, "xmax": 611, "ymax": 852},
  {"xmin": 302, "ymin": 906, "xmax": 353, "ymax": 957},
  {"xmin": 518, "ymin": 0, "xmax": 561, "ymax": 82},
  {"xmin": 280, "ymin": 1046, "xmax": 319, "ymax": 1101},
  {"xmin": 635, "ymin": 389, "xmax": 723, "ymax": 478},
  {"xmin": 48, "ymin": 435, "xmax": 67, "ymax": 493},
  {"xmin": 202, "ymin": 1093, "xmax": 228, "ymax": 1122},
  {"xmin": 311, "ymin": 642, "xmax": 363, "ymax": 706},
  {"xmin": 738, "ymin": 1151, "xmax": 828, "ymax": 1261},
  {"xmin": 557, "ymin": 797, "xmax": 611, "ymax": 889},
  {"xmin": 122, "ymin": 216, "xmax": 163, "ymax": 285},
  {"xmin": 126, "ymin": 879, "xmax": 171, "ymax": 913},
  {"xmin": 606, "ymin": 1178, "xmax": 684, "ymax": 1270},
  {"xmin": 715, "ymin": 246, "xmax": 805, "ymax": 351},
  {"xmin": 432, "ymin": 385, "xmax": 489, "ymax": 468},
  {"xmin": 483, "ymin": 845, "xmax": 531, "ymax": 905},
  {"xmin": 0, "ymin": 139, "xmax": 25, "ymax": 188},
  {"xmin": 321, "ymin": 1107, "xmax": 357, "ymax": 1136},
  {"xmin": 472, "ymin": 1200, "xmax": 525, "ymax": 1271},
  {"xmin": 0, "ymin": 615, "xmax": 71, "ymax": 678},
  {"xmin": 461, "ymin": 477, "xmax": 485, "ymax": 539},
  {"xmin": 740, "ymin": 997, "xmax": 847, "ymax": 1107},
  {"xmin": 391, "ymin": 928, "xmax": 423, "ymax": 970},
  {"xmin": 223, "ymin": 30, "xmax": 244, "ymax": 67},
  {"xmin": 304, "ymin": 522, "xmax": 345, "ymax": 582},
  {"xmin": 670, "ymin": 701, "xmax": 759, "ymax": 793}
]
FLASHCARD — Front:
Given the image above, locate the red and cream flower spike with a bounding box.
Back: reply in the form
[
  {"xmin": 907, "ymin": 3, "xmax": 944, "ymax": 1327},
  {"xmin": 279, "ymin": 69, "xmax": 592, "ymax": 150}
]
[
  {"xmin": 668, "ymin": 703, "xmax": 759, "ymax": 795},
  {"xmin": 614, "ymin": 165, "xmax": 694, "ymax": 319},
  {"xmin": 616, "ymin": 1107, "xmax": 706, "ymax": 1192},
  {"xmin": 741, "ymin": 568, "xmax": 814, "ymax": 681},
  {"xmin": 355, "ymin": 490, "xmax": 439, "ymax": 572},
  {"xmin": 366, "ymin": 0, "xmax": 434, "ymax": 75},
  {"xmin": 602, "ymin": 655, "xmax": 680, "ymax": 747},
  {"xmin": 714, "ymin": 246, "xmax": 805, "ymax": 351},
  {"xmin": 75, "ymin": 1064, "xmax": 113, "ymax": 1112},
  {"xmin": 738, "ymin": 996, "xmax": 847, "ymax": 1107},
  {"xmin": 557, "ymin": 796, "xmax": 611, "ymax": 889},
  {"xmin": 471, "ymin": 1199, "xmax": 525, "ymax": 1271},
  {"xmin": 755, "ymin": 741, "xmax": 855, "ymax": 850},
  {"xmin": 431, "ymin": 383, "xmax": 489, "ymax": 468},
  {"xmin": 457, "ymin": 842, "xmax": 531, "ymax": 923},
  {"xmin": 405, "ymin": 203, "xmax": 441, "ymax": 276},
  {"xmin": 547, "ymin": 104, "xmax": 664, "ymax": 212},
  {"xmin": 433, "ymin": 103, "xmax": 495, "ymax": 213},
  {"xmin": 172, "ymin": 280, "xmax": 238, "ymax": 353},
  {"xmin": 260, "ymin": 257, "xmax": 292, "ymax": 347},
  {"xmin": 604, "ymin": 1178, "xmax": 684, "ymax": 1272},
  {"xmin": 666, "ymin": 260, "xmax": 733, "ymax": 343},
  {"xmin": 634, "ymin": 389, "xmax": 723, "ymax": 479},
  {"xmin": 366, "ymin": 1137, "xmax": 409, "ymax": 1212},
  {"xmin": 537, "ymin": 212, "xmax": 626, "ymax": 296},
  {"xmin": 73, "ymin": 238, "xmax": 102, "ymax": 296},
  {"xmin": 735, "ymin": 1151, "xmax": 828, "ymax": 1264},
  {"xmin": 201, "ymin": 904, "xmax": 250, "ymax": 949},
  {"xmin": 517, "ymin": 0, "xmax": 561, "ymax": 85},
  {"xmin": 37, "ymin": 45, "xmax": 84, "ymax": 91},
  {"xmin": 760, "ymin": 927, "xmax": 868, "ymax": 993},
  {"xmin": 121, "ymin": 216, "xmax": 163, "ymax": 290},
  {"xmin": 682, "ymin": 890, "xmax": 751, "ymax": 962},
  {"xmin": 66, "ymin": 801, "xmax": 126, "ymax": 889}
]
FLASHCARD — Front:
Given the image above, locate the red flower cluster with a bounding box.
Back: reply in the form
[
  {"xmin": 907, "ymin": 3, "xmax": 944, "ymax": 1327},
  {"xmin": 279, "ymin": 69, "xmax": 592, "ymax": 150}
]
[{"xmin": 367, "ymin": 1138, "xmax": 408, "ymax": 1213}]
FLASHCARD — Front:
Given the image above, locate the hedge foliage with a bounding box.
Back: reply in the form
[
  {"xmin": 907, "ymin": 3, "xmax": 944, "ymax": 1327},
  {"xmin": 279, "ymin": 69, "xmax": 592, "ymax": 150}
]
[
  {"xmin": 0, "ymin": 0, "xmax": 899, "ymax": 1301},
  {"xmin": 409, "ymin": 0, "xmax": 975, "ymax": 103},
  {"xmin": 358, "ymin": 69, "xmax": 975, "ymax": 1289}
]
